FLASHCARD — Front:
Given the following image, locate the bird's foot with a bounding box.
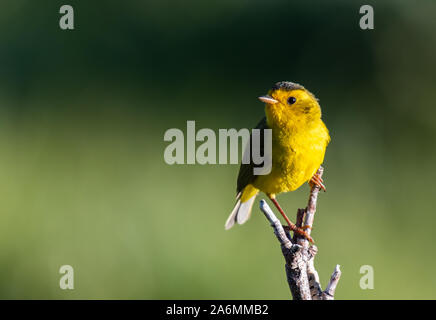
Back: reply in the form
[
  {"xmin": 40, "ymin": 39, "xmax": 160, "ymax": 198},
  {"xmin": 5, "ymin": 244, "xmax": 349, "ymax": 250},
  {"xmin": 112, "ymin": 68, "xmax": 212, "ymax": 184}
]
[
  {"xmin": 292, "ymin": 225, "xmax": 314, "ymax": 243},
  {"xmin": 270, "ymin": 196, "xmax": 314, "ymax": 243},
  {"xmin": 309, "ymin": 173, "xmax": 326, "ymax": 192}
]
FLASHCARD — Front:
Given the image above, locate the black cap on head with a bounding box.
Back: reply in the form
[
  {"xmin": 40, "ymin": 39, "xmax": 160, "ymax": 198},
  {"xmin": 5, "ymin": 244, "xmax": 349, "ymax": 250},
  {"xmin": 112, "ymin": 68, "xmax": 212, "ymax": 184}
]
[
  {"xmin": 271, "ymin": 81, "xmax": 319, "ymax": 102},
  {"xmin": 271, "ymin": 81, "xmax": 304, "ymax": 92}
]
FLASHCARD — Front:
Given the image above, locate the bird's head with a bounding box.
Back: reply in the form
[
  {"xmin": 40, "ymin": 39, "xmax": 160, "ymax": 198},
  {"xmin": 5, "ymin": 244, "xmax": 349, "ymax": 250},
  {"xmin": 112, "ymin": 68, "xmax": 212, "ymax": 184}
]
[{"xmin": 259, "ymin": 81, "xmax": 321, "ymax": 127}]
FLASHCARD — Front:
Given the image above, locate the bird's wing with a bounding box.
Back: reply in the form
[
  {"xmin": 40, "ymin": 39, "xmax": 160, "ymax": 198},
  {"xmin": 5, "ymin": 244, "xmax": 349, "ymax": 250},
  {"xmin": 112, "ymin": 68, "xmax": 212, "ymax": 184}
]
[{"xmin": 236, "ymin": 117, "xmax": 269, "ymax": 193}]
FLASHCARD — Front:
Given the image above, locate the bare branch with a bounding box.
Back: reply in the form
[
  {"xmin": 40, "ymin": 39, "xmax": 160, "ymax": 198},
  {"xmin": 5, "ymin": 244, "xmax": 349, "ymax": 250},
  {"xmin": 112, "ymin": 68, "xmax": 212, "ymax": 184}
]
[
  {"xmin": 292, "ymin": 208, "xmax": 305, "ymax": 243},
  {"xmin": 307, "ymin": 245, "xmax": 323, "ymax": 300},
  {"xmin": 260, "ymin": 167, "xmax": 341, "ymax": 300},
  {"xmin": 297, "ymin": 166, "xmax": 324, "ymax": 248},
  {"xmin": 259, "ymin": 200, "xmax": 292, "ymax": 249},
  {"xmin": 259, "ymin": 200, "xmax": 310, "ymax": 300},
  {"xmin": 322, "ymin": 265, "xmax": 342, "ymax": 300},
  {"xmin": 284, "ymin": 247, "xmax": 311, "ymax": 300}
]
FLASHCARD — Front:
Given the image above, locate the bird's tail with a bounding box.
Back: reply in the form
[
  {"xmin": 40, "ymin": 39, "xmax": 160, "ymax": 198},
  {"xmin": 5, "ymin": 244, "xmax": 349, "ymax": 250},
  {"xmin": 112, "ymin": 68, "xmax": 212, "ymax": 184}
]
[{"xmin": 225, "ymin": 185, "xmax": 258, "ymax": 230}]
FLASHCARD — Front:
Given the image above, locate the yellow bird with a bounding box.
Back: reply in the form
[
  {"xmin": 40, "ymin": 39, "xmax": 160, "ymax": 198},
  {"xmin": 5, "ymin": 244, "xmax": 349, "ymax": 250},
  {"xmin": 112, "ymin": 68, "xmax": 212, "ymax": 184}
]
[{"xmin": 225, "ymin": 81, "xmax": 330, "ymax": 242}]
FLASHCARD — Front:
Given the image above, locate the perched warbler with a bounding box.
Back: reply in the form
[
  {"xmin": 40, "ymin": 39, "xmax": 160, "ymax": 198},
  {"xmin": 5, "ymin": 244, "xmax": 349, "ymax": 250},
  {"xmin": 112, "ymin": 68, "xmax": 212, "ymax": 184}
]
[{"xmin": 225, "ymin": 81, "xmax": 330, "ymax": 242}]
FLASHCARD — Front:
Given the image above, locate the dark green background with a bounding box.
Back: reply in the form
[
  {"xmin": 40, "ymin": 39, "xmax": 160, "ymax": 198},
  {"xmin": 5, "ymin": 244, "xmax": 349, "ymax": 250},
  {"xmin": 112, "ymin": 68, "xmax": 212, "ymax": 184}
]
[{"xmin": 0, "ymin": 0, "xmax": 435, "ymax": 299}]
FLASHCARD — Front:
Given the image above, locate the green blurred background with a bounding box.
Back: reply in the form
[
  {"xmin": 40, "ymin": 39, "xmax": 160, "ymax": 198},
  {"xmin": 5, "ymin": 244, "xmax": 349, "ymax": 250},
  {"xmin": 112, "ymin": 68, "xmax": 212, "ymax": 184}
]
[{"xmin": 0, "ymin": 0, "xmax": 435, "ymax": 299}]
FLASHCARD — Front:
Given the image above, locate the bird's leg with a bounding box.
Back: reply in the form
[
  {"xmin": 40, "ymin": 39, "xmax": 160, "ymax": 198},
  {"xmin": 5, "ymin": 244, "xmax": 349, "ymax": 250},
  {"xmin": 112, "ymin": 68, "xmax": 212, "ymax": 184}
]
[
  {"xmin": 309, "ymin": 172, "xmax": 326, "ymax": 192},
  {"xmin": 269, "ymin": 196, "xmax": 314, "ymax": 243}
]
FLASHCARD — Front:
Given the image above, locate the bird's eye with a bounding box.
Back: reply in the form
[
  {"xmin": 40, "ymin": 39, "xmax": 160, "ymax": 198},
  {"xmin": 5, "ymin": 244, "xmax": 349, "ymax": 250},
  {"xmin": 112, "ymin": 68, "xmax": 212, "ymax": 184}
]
[{"xmin": 287, "ymin": 97, "xmax": 297, "ymax": 105}]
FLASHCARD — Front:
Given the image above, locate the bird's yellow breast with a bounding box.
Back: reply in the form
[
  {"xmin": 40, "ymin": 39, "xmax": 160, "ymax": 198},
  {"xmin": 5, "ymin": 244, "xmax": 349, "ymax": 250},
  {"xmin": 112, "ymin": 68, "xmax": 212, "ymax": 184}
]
[{"xmin": 253, "ymin": 118, "xmax": 329, "ymax": 195}]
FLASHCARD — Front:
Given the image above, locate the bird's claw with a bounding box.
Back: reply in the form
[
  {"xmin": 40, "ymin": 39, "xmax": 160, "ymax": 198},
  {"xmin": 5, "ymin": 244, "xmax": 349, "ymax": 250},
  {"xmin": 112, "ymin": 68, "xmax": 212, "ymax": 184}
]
[
  {"xmin": 309, "ymin": 173, "xmax": 326, "ymax": 192},
  {"xmin": 294, "ymin": 226, "xmax": 315, "ymax": 243}
]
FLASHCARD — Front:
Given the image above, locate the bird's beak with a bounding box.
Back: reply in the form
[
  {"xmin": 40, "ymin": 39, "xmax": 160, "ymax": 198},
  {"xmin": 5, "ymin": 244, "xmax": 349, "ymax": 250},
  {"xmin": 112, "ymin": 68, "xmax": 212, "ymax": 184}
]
[{"xmin": 258, "ymin": 95, "xmax": 278, "ymax": 104}]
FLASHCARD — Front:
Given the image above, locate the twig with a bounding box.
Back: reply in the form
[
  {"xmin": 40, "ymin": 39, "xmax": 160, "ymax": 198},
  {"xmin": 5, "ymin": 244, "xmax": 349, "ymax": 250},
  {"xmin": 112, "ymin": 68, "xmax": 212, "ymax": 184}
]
[
  {"xmin": 297, "ymin": 166, "xmax": 323, "ymax": 248},
  {"xmin": 259, "ymin": 167, "xmax": 341, "ymax": 300},
  {"xmin": 307, "ymin": 245, "xmax": 323, "ymax": 300},
  {"xmin": 322, "ymin": 265, "xmax": 342, "ymax": 300},
  {"xmin": 260, "ymin": 200, "xmax": 292, "ymax": 250},
  {"xmin": 260, "ymin": 200, "xmax": 311, "ymax": 300},
  {"xmin": 292, "ymin": 209, "xmax": 305, "ymax": 243}
]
